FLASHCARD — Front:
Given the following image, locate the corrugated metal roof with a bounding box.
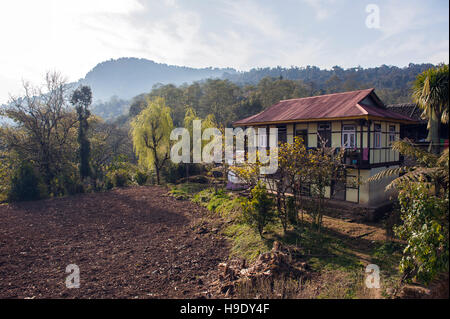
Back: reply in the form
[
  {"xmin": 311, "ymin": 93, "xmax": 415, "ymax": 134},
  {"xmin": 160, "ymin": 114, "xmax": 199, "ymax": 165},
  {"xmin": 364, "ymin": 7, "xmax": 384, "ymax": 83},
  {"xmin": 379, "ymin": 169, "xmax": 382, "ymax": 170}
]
[
  {"xmin": 233, "ymin": 88, "xmax": 416, "ymax": 125},
  {"xmin": 386, "ymin": 103, "xmax": 425, "ymax": 123}
]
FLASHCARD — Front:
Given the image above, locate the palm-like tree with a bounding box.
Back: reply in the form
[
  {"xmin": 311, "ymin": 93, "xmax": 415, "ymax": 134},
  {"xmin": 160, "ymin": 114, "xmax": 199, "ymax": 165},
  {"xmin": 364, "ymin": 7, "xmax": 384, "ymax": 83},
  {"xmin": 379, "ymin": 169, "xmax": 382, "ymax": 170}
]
[
  {"xmin": 412, "ymin": 64, "xmax": 449, "ymax": 154},
  {"xmin": 368, "ymin": 139, "xmax": 449, "ymax": 195}
]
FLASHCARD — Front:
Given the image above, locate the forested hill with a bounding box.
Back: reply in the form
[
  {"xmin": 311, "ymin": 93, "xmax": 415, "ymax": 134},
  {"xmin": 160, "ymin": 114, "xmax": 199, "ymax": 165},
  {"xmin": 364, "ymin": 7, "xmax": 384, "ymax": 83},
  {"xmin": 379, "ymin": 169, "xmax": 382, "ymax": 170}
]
[
  {"xmin": 222, "ymin": 63, "xmax": 435, "ymax": 103},
  {"xmin": 78, "ymin": 57, "xmax": 237, "ymax": 102}
]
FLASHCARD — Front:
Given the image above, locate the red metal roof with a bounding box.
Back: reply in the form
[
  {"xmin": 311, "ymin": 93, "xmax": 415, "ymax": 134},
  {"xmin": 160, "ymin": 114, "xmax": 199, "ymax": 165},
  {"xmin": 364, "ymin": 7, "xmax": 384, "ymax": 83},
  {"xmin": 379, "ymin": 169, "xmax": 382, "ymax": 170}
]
[{"xmin": 233, "ymin": 88, "xmax": 416, "ymax": 125}]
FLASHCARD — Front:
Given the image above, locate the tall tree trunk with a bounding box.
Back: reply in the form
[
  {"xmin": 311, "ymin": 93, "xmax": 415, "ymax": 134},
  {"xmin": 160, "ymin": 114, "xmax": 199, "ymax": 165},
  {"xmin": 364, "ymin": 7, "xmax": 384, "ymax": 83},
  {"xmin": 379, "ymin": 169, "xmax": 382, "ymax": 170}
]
[
  {"xmin": 155, "ymin": 167, "xmax": 160, "ymax": 185},
  {"xmin": 428, "ymin": 108, "xmax": 441, "ymax": 154}
]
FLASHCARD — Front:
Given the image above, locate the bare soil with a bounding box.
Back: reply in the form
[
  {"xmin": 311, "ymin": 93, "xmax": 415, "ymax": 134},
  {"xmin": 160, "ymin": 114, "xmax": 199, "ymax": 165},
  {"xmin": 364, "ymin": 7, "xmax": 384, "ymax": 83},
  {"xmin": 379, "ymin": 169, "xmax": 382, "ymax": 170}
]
[{"xmin": 0, "ymin": 186, "xmax": 228, "ymax": 299}]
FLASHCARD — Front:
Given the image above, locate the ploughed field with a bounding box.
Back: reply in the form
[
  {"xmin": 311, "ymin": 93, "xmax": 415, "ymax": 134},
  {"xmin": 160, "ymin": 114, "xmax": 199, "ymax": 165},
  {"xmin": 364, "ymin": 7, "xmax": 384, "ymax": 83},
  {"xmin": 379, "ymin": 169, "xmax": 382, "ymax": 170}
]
[{"xmin": 0, "ymin": 186, "xmax": 228, "ymax": 298}]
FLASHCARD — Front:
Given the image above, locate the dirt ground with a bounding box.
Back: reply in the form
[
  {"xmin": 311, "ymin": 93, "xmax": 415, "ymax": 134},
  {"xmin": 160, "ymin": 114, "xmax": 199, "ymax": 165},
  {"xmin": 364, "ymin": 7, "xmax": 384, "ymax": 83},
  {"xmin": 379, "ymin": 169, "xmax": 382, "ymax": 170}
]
[{"xmin": 0, "ymin": 186, "xmax": 228, "ymax": 299}]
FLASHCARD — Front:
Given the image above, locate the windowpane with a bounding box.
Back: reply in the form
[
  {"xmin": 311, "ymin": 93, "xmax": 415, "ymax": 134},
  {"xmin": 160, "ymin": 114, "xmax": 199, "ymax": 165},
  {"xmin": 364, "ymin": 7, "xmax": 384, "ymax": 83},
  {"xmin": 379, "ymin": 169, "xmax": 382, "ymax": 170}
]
[{"xmin": 389, "ymin": 125, "xmax": 396, "ymax": 144}]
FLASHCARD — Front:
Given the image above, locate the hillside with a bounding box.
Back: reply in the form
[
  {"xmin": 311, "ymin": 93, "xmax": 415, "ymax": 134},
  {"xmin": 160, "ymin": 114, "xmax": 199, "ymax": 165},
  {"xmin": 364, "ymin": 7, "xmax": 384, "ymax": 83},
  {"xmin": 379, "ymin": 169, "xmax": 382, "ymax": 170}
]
[{"xmin": 78, "ymin": 57, "xmax": 236, "ymax": 102}]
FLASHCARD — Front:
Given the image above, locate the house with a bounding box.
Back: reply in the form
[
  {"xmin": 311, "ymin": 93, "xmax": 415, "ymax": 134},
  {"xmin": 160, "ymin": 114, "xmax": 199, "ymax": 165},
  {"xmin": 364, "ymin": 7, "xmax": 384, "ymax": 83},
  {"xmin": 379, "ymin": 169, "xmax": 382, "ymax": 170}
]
[
  {"xmin": 386, "ymin": 103, "xmax": 449, "ymax": 149},
  {"xmin": 232, "ymin": 88, "xmax": 417, "ymax": 209}
]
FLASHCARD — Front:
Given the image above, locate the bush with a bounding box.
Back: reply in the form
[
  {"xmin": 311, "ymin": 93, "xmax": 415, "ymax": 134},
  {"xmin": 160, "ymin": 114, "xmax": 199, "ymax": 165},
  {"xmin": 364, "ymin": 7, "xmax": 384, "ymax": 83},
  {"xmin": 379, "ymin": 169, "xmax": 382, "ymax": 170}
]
[
  {"xmin": 241, "ymin": 182, "xmax": 275, "ymax": 237},
  {"xmin": 8, "ymin": 162, "xmax": 44, "ymax": 201},
  {"xmin": 104, "ymin": 178, "xmax": 114, "ymax": 190},
  {"xmin": 109, "ymin": 168, "xmax": 131, "ymax": 187},
  {"xmin": 134, "ymin": 170, "xmax": 148, "ymax": 186},
  {"xmin": 395, "ymin": 182, "xmax": 449, "ymax": 284},
  {"xmin": 161, "ymin": 163, "xmax": 182, "ymax": 184}
]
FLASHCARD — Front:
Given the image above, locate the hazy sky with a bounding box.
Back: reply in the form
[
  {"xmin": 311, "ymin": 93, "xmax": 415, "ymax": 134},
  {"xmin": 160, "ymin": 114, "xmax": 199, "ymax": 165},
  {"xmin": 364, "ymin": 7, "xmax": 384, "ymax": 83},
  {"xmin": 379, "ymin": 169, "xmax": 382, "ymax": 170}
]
[{"xmin": 0, "ymin": 0, "xmax": 448, "ymax": 104}]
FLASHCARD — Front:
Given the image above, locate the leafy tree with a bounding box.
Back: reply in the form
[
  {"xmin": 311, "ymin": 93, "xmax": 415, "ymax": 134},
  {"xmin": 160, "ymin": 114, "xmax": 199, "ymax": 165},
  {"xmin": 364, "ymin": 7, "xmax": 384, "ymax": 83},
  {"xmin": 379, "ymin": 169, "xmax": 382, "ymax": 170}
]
[
  {"xmin": 198, "ymin": 79, "xmax": 241, "ymax": 126},
  {"xmin": 130, "ymin": 97, "xmax": 173, "ymax": 184},
  {"xmin": 0, "ymin": 72, "xmax": 78, "ymax": 195},
  {"xmin": 71, "ymin": 85, "xmax": 93, "ymax": 180},
  {"xmin": 89, "ymin": 118, "xmax": 134, "ymax": 189},
  {"xmin": 307, "ymin": 146, "xmax": 345, "ymax": 231},
  {"xmin": 412, "ymin": 64, "xmax": 449, "ymax": 153}
]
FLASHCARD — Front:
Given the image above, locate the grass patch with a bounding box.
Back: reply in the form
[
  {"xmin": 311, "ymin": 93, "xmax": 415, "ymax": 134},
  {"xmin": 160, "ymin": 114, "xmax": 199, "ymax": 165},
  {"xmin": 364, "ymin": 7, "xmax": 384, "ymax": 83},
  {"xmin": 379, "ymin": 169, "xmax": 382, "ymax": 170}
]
[
  {"xmin": 168, "ymin": 182, "xmax": 208, "ymax": 200},
  {"xmin": 222, "ymin": 223, "xmax": 271, "ymax": 263}
]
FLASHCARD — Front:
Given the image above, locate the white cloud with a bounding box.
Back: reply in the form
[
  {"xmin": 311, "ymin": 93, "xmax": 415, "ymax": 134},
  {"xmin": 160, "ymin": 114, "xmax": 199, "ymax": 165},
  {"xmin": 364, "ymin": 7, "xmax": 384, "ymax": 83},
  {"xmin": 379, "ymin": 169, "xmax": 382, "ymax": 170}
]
[{"xmin": 303, "ymin": 0, "xmax": 336, "ymax": 21}]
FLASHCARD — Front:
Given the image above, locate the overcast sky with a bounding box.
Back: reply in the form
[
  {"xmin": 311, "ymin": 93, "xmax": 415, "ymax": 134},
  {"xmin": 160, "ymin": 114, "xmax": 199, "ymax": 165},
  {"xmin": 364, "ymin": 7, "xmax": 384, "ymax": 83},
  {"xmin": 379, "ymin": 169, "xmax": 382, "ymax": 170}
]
[{"xmin": 0, "ymin": 0, "xmax": 448, "ymax": 104}]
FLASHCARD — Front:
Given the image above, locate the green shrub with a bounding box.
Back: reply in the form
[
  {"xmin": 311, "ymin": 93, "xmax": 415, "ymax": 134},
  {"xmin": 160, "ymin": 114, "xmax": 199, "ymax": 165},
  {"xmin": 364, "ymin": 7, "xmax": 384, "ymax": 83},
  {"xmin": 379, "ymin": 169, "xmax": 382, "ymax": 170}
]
[
  {"xmin": 109, "ymin": 168, "xmax": 130, "ymax": 187},
  {"xmin": 104, "ymin": 178, "xmax": 114, "ymax": 190},
  {"xmin": 8, "ymin": 162, "xmax": 44, "ymax": 201},
  {"xmin": 395, "ymin": 182, "xmax": 449, "ymax": 284},
  {"xmin": 240, "ymin": 182, "xmax": 275, "ymax": 237},
  {"xmin": 161, "ymin": 163, "xmax": 182, "ymax": 183},
  {"xmin": 134, "ymin": 170, "xmax": 148, "ymax": 186}
]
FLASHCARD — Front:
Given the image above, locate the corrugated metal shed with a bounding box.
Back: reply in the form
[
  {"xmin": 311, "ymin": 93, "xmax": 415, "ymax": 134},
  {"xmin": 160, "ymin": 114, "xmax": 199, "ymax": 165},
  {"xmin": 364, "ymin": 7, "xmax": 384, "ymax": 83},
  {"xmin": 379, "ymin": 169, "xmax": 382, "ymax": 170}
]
[{"xmin": 233, "ymin": 88, "xmax": 416, "ymax": 125}]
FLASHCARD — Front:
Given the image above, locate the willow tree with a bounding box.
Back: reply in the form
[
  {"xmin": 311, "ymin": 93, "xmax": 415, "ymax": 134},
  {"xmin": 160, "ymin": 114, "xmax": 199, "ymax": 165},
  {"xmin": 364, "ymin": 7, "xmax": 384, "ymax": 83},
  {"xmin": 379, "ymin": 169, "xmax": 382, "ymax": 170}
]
[
  {"xmin": 412, "ymin": 64, "xmax": 449, "ymax": 154},
  {"xmin": 131, "ymin": 97, "xmax": 173, "ymax": 184}
]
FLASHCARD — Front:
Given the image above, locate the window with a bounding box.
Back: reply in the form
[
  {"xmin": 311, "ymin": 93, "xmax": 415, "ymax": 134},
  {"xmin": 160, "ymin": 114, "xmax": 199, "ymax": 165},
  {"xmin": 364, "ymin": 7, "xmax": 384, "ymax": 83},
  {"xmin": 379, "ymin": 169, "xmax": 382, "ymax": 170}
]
[
  {"xmin": 277, "ymin": 125, "xmax": 287, "ymax": 144},
  {"xmin": 317, "ymin": 122, "xmax": 331, "ymax": 147},
  {"xmin": 257, "ymin": 128, "xmax": 267, "ymax": 148},
  {"xmin": 295, "ymin": 129, "xmax": 308, "ymax": 146},
  {"xmin": 342, "ymin": 125, "xmax": 356, "ymax": 148},
  {"xmin": 374, "ymin": 124, "xmax": 381, "ymax": 148},
  {"xmin": 389, "ymin": 125, "xmax": 396, "ymax": 145}
]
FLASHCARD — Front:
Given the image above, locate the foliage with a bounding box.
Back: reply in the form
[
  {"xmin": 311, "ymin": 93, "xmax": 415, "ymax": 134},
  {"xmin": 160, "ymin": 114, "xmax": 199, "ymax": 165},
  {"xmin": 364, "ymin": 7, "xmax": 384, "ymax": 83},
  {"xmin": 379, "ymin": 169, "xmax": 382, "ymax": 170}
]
[
  {"xmin": 89, "ymin": 119, "xmax": 134, "ymax": 190},
  {"xmin": 104, "ymin": 155, "xmax": 135, "ymax": 188},
  {"xmin": 231, "ymin": 137, "xmax": 345, "ymax": 232},
  {"xmin": 8, "ymin": 162, "xmax": 45, "ymax": 201},
  {"xmin": 412, "ymin": 64, "xmax": 449, "ymax": 153},
  {"xmin": 71, "ymin": 85, "xmax": 93, "ymax": 179},
  {"xmin": 0, "ymin": 151, "xmax": 12, "ymax": 201},
  {"xmin": 130, "ymin": 97, "xmax": 173, "ymax": 184},
  {"xmin": 0, "ymin": 72, "xmax": 79, "ymax": 196},
  {"xmin": 134, "ymin": 170, "xmax": 148, "ymax": 186},
  {"xmin": 240, "ymin": 182, "xmax": 276, "ymax": 237},
  {"xmin": 306, "ymin": 145, "xmax": 345, "ymax": 231},
  {"xmin": 108, "ymin": 168, "xmax": 131, "ymax": 187},
  {"xmin": 368, "ymin": 139, "xmax": 449, "ymax": 194},
  {"xmin": 394, "ymin": 182, "xmax": 449, "ymax": 284}
]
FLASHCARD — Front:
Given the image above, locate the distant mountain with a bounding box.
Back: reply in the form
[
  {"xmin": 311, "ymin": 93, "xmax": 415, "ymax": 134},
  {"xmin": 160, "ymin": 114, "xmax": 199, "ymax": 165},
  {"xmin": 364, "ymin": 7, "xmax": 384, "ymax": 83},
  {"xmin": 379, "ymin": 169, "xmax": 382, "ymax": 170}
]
[{"xmin": 78, "ymin": 57, "xmax": 236, "ymax": 102}]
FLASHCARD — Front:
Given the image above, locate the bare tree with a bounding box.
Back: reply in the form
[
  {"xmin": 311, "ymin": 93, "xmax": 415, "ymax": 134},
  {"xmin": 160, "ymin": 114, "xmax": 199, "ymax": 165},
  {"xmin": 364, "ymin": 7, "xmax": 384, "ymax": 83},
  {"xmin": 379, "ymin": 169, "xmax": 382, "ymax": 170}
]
[{"xmin": 0, "ymin": 72, "xmax": 78, "ymax": 195}]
